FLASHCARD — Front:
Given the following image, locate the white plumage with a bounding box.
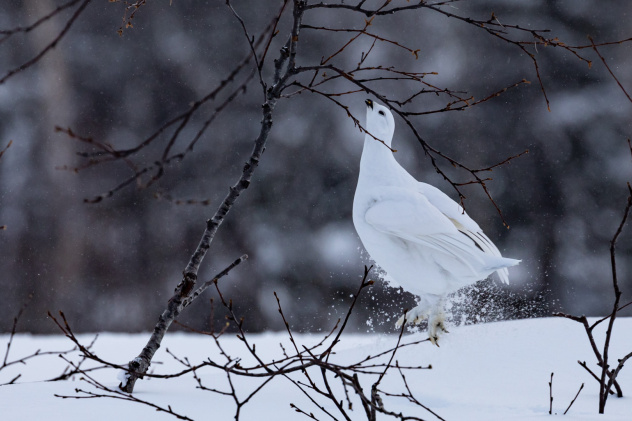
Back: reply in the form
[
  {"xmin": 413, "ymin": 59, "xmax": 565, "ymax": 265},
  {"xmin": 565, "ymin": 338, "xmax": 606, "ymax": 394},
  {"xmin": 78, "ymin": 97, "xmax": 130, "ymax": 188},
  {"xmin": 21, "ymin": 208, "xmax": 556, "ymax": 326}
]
[{"xmin": 353, "ymin": 99, "xmax": 520, "ymax": 344}]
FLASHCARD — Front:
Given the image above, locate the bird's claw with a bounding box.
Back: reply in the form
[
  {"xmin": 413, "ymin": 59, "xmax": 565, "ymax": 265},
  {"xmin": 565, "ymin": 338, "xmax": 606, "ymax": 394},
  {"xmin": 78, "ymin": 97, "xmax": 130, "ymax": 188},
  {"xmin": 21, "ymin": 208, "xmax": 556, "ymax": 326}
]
[
  {"xmin": 427, "ymin": 311, "xmax": 448, "ymax": 345},
  {"xmin": 438, "ymin": 321, "xmax": 449, "ymax": 334}
]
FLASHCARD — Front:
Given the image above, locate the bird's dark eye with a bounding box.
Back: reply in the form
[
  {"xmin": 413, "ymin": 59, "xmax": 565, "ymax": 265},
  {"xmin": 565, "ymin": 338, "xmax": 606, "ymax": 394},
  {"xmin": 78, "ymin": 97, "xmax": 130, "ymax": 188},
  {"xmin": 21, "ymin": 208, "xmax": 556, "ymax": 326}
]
[{"xmin": 378, "ymin": 110, "xmax": 385, "ymax": 116}]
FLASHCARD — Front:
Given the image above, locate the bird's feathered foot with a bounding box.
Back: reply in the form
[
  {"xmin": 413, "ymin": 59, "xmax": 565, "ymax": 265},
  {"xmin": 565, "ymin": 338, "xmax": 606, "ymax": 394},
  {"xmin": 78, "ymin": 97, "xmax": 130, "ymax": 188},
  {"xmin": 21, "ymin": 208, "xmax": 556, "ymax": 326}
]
[
  {"xmin": 395, "ymin": 305, "xmax": 428, "ymax": 328},
  {"xmin": 396, "ymin": 297, "xmax": 447, "ymax": 346},
  {"xmin": 428, "ymin": 311, "xmax": 448, "ymax": 346}
]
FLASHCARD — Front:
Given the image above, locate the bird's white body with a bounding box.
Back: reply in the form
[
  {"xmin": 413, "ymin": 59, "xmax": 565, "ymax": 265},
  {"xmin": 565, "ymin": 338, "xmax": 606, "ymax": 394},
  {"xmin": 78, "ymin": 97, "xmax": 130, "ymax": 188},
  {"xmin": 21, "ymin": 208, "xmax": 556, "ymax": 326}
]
[{"xmin": 353, "ymin": 100, "xmax": 520, "ymax": 343}]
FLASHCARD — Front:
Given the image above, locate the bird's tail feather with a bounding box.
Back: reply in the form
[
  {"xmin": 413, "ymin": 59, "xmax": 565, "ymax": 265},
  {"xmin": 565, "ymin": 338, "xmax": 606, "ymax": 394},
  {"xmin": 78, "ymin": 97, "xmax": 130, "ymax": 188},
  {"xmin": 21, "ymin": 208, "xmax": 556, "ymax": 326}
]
[{"xmin": 487, "ymin": 257, "xmax": 520, "ymax": 284}]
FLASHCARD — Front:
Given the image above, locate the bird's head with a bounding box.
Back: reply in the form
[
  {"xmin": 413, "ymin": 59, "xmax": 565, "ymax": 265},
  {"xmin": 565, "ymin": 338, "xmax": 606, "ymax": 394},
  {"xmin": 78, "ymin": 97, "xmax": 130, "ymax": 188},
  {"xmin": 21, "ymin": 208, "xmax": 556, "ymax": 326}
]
[{"xmin": 365, "ymin": 99, "xmax": 395, "ymax": 147}]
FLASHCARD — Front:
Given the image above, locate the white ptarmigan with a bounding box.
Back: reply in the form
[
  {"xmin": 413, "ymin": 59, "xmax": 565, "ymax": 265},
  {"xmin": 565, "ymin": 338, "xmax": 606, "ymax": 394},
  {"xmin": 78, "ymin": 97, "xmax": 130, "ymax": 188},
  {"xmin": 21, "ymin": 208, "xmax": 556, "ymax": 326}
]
[{"xmin": 353, "ymin": 99, "xmax": 520, "ymax": 345}]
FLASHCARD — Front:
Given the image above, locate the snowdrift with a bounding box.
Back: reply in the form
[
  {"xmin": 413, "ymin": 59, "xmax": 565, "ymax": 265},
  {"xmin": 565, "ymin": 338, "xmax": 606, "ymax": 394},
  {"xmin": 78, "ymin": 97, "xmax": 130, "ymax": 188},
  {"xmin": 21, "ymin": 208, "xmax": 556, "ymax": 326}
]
[{"xmin": 1, "ymin": 318, "xmax": 631, "ymax": 420}]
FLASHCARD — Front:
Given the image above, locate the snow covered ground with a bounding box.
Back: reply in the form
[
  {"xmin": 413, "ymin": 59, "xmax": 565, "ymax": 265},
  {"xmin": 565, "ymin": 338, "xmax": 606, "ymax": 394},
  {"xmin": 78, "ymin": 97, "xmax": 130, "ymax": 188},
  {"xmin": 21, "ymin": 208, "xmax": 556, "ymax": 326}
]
[{"xmin": 1, "ymin": 318, "xmax": 631, "ymax": 420}]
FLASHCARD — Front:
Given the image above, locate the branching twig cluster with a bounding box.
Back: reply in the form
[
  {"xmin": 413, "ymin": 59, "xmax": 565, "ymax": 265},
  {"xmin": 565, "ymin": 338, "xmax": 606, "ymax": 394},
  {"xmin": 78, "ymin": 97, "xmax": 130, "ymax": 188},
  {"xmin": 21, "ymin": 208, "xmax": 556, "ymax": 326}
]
[
  {"xmin": 0, "ymin": 296, "xmax": 101, "ymax": 386},
  {"xmin": 43, "ymin": 0, "xmax": 631, "ymax": 399},
  {"xmin": 54, "ymin": 1, "xmax": 631, "ymax": 229},
  {"xmin": 4, "ymin": 3, "xmax": 632, "ymax": 419},
  {"xmin": 553, "ymin": 37, "xmax": 632, "ymax": 415},
  {"xmin": 54, "ymin": 0, "xmax": 550, "ymax": 220},
  {"xmin": 29, "ymin": 4, "xmax": 563, "ymax": 393},
  {"xmin": 50, "ymin": 266, "xmax": 440, "ymax": 421},
  {"xmin": 109, "ymin": 0, "xmax": 149, "ymax": 36},
  {"xmin": 553, "ymin": 183, "xmax": 632, "ymax": 413},
  {"xmin": 5, "ymin": 2, "xmax": 632, "ymax": 416},
  {"xmin": 111, "ymin": 0, "xmax": 308, "ymax": 394},
  {"xmin": 55, "ymin": 359, "xmax": 195, "ymax": 421},
  {"xmin": 118, "ymin": 254, "xmax": 249, "ymax": 393},
  {"xmin": 56, "ymin": 1, "xmax": 286, "ymax": 204},
  {"xmin": 0, "ymin": 0, "xmax": 92, "ymax": 86}
]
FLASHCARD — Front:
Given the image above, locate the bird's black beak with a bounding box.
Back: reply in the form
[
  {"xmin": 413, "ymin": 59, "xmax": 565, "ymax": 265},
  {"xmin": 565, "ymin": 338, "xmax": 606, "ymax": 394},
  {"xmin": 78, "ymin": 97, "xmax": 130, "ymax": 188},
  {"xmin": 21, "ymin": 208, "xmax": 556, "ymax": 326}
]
[{"xmin": 365, "ymin": 99, "xmax": 373, "ymax": 109}]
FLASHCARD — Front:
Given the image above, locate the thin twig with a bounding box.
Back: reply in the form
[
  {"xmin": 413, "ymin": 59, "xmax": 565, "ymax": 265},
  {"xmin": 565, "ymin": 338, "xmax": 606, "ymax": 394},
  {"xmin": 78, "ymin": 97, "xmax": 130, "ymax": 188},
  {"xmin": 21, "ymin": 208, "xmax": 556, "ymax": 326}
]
[
  {"xmin": 576, "ymin": 361, "xmax": 616, "ymax": 396},
  {"xmin": 0, "ymin": 0, "xmax": 92, "ymax": 86},
  {"xmin": 55, "ymin": 358, "xmax": 194, "ymax": 421},
  {"xmin": 600, "ymin": 183, "xmax": 632, "ymax": 410},
  {"xmin": 549, "ymin": 372, "xmax": 553, "ymax": 415},
  {"xmin": 564, "ymin": 383, "xmax": 584, "ymax": 415},
  {"xmin": 589, "ymin": 36, "xmax": 632, "ymax": 104}
]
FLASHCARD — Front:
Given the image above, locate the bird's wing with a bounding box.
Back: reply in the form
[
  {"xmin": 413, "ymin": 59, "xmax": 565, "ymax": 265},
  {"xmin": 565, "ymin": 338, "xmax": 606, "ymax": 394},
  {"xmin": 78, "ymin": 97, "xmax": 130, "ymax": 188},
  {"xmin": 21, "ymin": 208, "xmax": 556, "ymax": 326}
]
[
  {"xmin": 364, "ymin": 188, "xmax": 488, "ymax": 273},
  {"xmin": 364, "ymin": 187, "xmax": 459, "ymax": 238},
  {"xmin": 417, "ymin": 182, "xmax": 511, "ymax": 284},
  {"xmin": 416, "ymin": 183, "xmax": 481, "ymax": 232}
]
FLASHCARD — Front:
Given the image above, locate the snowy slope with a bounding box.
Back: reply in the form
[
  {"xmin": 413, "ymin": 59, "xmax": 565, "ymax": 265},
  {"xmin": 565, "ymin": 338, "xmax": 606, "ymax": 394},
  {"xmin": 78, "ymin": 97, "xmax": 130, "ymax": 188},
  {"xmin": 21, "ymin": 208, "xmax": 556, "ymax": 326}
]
[{"xmin": 1, "ymin": 318, "xmax": 631, "ymax": 420}]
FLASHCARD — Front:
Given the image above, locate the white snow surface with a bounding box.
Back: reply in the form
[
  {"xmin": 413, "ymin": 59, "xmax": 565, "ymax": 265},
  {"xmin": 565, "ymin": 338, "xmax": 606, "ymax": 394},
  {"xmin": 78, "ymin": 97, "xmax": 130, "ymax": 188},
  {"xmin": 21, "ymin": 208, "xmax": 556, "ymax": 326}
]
[{"xmin": 1, "ymin": 318, "xmax": 631, "ymax": 420}]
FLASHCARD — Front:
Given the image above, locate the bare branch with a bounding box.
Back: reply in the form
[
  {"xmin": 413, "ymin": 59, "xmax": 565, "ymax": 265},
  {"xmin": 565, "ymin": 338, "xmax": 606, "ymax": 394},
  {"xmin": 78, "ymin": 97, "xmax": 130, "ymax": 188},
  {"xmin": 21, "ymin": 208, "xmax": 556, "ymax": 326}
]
[
  {"xmin": 1, "ymin": 297, "xmax": 97, "ymax": 386},
  {"xmin": 118, "ymin": 254, "xmax": 248, "ymax": 393},
  {"xmin": 226, "ymin": 0, "xmax": 266, "ymax": 96},
  {"xmin": 0, "ymin": 0, "xmax": 92, "ymax": 86},
  {"xmin": 0, "ymin": 140, "xmax": 10, "ymax": 161},
  {"xmin": 0, "ymin": 0, "xmax": 82, "ymax": 42},
  {"xmin": 564, "ymin": 383, "xmax": 584, "ymax": 415},
  {"xmin": 0, "ymin": 139, "xmax": 10, "ymax": 230},
  {"xmin": 2, "ymin": 296, "xmax": 32, "ymax": 370},
  {"xmin": 556, "ymin": 180, "xmax": 632, "ymax": 413},
  {"xmin": 55, "ymin": 360, "xmax": 194, "ymax": 421},
  {"xmin": 301, "ymin": 23, "xmax": 420, "ymax": 61},
  {"xmin": 589, "ymin": 37, "xmax": 632, "ymax": 104},
  {"xmin": 49, "ymin": 265, "xmax": 439, "ymax": 420},
  {"xmin": 292, "ymin": 62, "xmax": 529, "ymax": 224},
  {"xmin": 112, "ymin": 0, "xmax": 149, "ymax": 36},
  {"xmin": 599, "ymin": 183, "xmax": 632, "ymax": 409},
  {"xmin": 548, "ymin": 372, "xmax": 553, "ymax": 415},
  {"xmin": 321, "ymin": 266, "xmax": 374, "ymax": 361},
  {"xmin": 115, "ymin": 3, "xmax": 312, "ymax": 395}
]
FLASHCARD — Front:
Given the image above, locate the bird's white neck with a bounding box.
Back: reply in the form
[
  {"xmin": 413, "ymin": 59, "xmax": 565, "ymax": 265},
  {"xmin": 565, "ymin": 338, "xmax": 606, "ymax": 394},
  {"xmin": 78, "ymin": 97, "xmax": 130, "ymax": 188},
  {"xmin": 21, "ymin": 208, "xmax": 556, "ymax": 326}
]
[{"xmin": 358, "ymin": 134, "xmax": 402, "ymax": 184}]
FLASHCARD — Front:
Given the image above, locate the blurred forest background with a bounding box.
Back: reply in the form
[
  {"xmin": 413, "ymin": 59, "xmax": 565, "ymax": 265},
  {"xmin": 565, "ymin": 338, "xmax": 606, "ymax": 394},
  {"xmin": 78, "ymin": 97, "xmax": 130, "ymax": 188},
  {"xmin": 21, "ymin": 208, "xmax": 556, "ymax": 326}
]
[{"xmin": 1, "ymin": 0, "xmax": 631, "ymax": 334}]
